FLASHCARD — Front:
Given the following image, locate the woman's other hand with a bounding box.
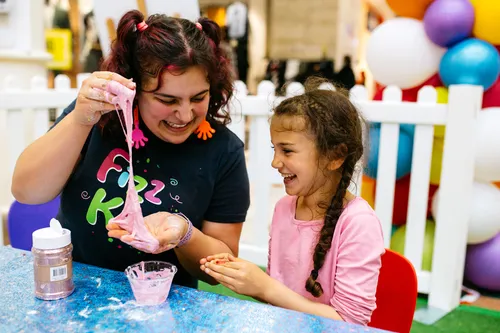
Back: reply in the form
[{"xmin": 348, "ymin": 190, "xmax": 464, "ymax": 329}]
[{"xmin": 107, "ymin": 212, "xmax": 188, "ymax": 254}]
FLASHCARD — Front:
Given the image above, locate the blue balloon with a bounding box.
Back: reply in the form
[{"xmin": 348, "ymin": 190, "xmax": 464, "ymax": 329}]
[
  {"xmin": 400, "ymin": 124, "xmax": 415, "ymax": 139},
  {"xmin": 439, "ymin": 38, "xmax": 500, "ymax": 90},
  {"xmin": 365, "ymin": 127, "xmax": 413, "ymax": 180},
  {"xmin": 369, "ymin": 122, "xmax": 415, "ymax": 139}
]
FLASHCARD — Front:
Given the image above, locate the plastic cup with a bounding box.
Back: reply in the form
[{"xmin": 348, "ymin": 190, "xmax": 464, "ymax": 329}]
[{"xmin": 125, "ymin": 261, "xmax": 177, "ymax": 305}]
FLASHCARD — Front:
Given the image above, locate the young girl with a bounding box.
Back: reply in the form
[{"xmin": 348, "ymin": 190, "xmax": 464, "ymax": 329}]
[{"xmin": 200, "ymin": 77, "xmax": 385, "ymax": 326}]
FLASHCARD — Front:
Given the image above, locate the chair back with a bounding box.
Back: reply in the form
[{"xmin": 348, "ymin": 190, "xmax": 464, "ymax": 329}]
[
  {"xmin": 369, "ymin": 249, "xmax": 418, "ymax": 333},
  {"xmin": 7, "ymin": 197, "xmax": 60, "ymax": 251}
]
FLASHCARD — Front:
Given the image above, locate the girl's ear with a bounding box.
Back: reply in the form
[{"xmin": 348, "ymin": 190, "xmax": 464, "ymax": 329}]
[
  {"xmin": 327, "ymin": 143, "xmax": 348, "ymax": 171},
  {"xmin": 327, "ymin": 158, "xmax": 345, "ymax": 172}
]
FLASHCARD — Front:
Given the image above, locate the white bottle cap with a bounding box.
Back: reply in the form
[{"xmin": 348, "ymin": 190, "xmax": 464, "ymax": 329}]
[{"xmin": 32, "ymin": 218, "xmax": 72, "ymax": 250}]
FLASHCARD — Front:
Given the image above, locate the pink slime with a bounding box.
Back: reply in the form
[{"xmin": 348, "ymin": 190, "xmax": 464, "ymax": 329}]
[
  {"xmin": 126, "ymin": 261, "xmax": 176, "ymax": 305},
  {"xmin": 104, "ymin": 81, "xmax": 160, "ymax": 253}
]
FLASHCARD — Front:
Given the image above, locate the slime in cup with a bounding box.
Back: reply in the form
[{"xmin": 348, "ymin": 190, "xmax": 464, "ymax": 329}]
[{"xmin": 125, "ymin": 261, "xmax": 177, "ymax": 305}]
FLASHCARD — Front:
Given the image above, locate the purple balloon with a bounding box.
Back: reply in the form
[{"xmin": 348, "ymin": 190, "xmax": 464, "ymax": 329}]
[
  {"xmin": 465, "ymin": 233, "xmax": 500, "ymax": 291},
  {"xmin": 424, "ymin": 0, "xmax": 475, "ymax": 47}
]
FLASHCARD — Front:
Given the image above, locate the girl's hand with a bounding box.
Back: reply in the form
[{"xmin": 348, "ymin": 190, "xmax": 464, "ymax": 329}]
[
  {"xmin": 199, "ymin": 253, "xmax": 270, "ymax": 298},
  {"xmin": 74, "ymin": 71, "xmax": 136, "ymax": 126},
  {"xmin": 107, "ymin": 212, "xmax": 188, "ymax": 254}
]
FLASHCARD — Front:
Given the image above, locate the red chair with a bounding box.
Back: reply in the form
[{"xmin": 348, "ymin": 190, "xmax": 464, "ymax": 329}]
[{"xmin": 368, "ymin": 249, "xmax": 418, "ymax": 333}]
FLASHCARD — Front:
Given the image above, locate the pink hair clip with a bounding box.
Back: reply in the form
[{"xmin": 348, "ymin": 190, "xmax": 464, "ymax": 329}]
[
  {"xmin": 137, "ymin": 21, "xmax": 148, "ymax": 32},
  {"xmin": 195, "ymin": 22, "xmax": 202, "ymax": 31}
]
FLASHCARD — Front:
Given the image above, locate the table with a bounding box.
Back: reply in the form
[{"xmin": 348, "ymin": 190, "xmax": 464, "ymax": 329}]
[{"xmin": 0, "ymin": 246, "xmax": 388, "ymax": 332}]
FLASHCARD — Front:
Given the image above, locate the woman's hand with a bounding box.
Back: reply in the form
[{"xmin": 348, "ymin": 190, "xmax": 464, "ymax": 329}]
[
  {"xmin": 74, "ymin": 71, "xmax": 136, "ymax": 126},
  {"xmin": 199, "ymin": 253, "xmax": 271, "ymax": 298},
  {"xmin": 107, "ymin": 212, "xmax": 188, "ymax": 254}
]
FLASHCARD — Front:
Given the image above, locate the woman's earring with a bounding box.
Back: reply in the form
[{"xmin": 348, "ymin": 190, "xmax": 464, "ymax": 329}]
[
  {"xmin": 131, "ymin": 105, "xmax": 148, "ymax": 149},
  {"xmin": 195, "ymin": 119, "xmax": 215, "ymax": 140}
]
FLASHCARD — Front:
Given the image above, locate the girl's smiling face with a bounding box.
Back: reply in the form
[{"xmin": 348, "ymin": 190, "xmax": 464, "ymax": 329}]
[{"xmin": 270, "ymin": 115, "xmax": 333, "ymax": 199}]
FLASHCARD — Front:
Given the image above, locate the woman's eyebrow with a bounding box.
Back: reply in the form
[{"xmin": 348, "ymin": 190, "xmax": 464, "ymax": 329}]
[{"xmin": 153, "ymin": 89, "xmax": 210, "ymax": 99}]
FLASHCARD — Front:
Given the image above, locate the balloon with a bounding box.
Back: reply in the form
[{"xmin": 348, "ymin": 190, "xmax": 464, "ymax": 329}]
[
  {"xmin": 465, "ymin": 232, "xmax": 500, "ymax": 291},
  {"xmin": 366, "ymin": 18, "xmax": 446, "ymax": 89},
  {"xmin": 361, "ymin": 175, "xmax": 376, "ymax": 208},
  {"xmin": 372, "ymin": 74, "xmax": 444, "ymax": 139},
  {"xmin": 419, "ymin": 72, "xmax": 444, "ymax": 89},
  {"xmin": 387, "ymin": 0, "xmax": 435, "ymax": 20},
  {"xmin": 392, "ymin": 175, "xmax": 439, "ymax": 226},
  {"xmin": 429, "ymin": 184, "xmax": 439, "ymax": 214},
  {"xmin": 475, "ymin": 108, "xmax": 500, "ymax": 182},
  {"xmin": 482, "ymin": 78, "xmax": 500, "ymax": 108},
  {"xmin": 372, "ymin": 73, "xmax": 443, "ymax": 102},
  {"xmin": 424, "ymin": 0, "xmax": 474, "ymax": 47},
  {"xmin": 434, "ymin": 87, "xmax": 448, "ymax": 139},
  {"xmin": 392, "ymin": 175, "xmax": 411, "ymax": 226},
  {"xmin": 429, "ymin": 137, "xmax": 444, "ymax": 185},
  {"xmin": 472, "ymin": 0, "xmax": 500, "ymax": 45},
  {"xmin": 372, "ymin": 88, "xmax": 416, "ymax": 138},
  {"xmin": 364, "ymin": 127, "xmax": 413, "ymax": 180},
  {"xmin": 439, "ymin": 38, "xmax": 500, "ymax": 90},
  {"xmin": 432, "ymin": 182, "xmax": 500, "ymax": 244},
  {"xmin": 391, "ymin": 225, "xmax": 399, "ymax": 237},
  {"xmin": 373, "ymin": 85, "xmax": 414, "ymax": 103},
  {"xmin": 390, "ymin": 220, "xmax": 436, "ymax": 271}
]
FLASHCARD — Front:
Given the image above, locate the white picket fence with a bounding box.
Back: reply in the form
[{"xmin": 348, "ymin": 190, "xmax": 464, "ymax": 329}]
[{"xmin": 0, "ymin": 74, "xmax": 482, "ymax": 316}]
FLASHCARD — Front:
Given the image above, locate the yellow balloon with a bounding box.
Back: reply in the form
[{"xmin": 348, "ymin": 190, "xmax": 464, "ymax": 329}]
[
  {"xmin": 391, "ymin": 220, "xmax": 436, "ymax": 271},
  {"xmin": 430, "ymin": 137, "xmax": 444, "ymax": 185},
  {"xmin": 472, "ymin": 0, "xmax": 500, "ymax": 45},
  {"xmin": 361, "ymin": 175, "xmax": 376, "ymax": 208},
  {"xmin": 434, "ymin": 87, "xmax": 448, "ymax": 139}
]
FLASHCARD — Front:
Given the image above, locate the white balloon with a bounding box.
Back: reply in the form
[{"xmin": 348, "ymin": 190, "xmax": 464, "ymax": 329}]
[
  {"xmin": 432, "ymin": 181, "xmax": 500, "ymax": 244},
  {"xmin": 475, "ymin": 108, "xmax": 500, "ymax": 182},
  {"xmin": 366, "ymin": 18, "xmax": 446, "ymax": 89}
]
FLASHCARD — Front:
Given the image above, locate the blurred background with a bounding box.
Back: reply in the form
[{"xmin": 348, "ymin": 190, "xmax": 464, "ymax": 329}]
[
  {"xmin": 0, "ymin": 0, "xmax": 394, "ymax": 93},
  {"xmin": 1, "ymin": 1, "xmax": 500, "ymax": 332}
]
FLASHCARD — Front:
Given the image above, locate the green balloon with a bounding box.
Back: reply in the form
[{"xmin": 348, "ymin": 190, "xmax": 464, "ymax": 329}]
[
  {"xmin": 390, "ymin": 220, "xmax": 436, "ymax": 271},
  {"xmin": 391, "ymin": 224, "xmax": 399, "ymax": 237}
]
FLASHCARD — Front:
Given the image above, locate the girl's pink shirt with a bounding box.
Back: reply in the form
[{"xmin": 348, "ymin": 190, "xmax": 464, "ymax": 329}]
[{"xmin": 267, "ymin": 195, "xmax": 385, "ymax": 325}]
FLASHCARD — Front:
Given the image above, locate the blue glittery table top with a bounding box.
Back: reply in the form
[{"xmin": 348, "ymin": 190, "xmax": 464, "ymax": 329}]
[{"xmin": 0, "ymin": 246, "xmax": 389, "ymax": 332}]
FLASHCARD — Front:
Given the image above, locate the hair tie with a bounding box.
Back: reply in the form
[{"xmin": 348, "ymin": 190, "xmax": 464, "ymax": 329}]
[
  {"xmin": 195, "ymin": 22, "xmax": 202, "ymax": 31},
  {"xmin": 311, "ymin": 269, "xmax": 318, "ymax": 280},
  {"xmin": 137, "ymin": 21, "xmax": 148, "ymax": 32}
]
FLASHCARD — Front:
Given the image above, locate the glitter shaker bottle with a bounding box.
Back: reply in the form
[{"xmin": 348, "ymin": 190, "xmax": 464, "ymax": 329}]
[{"xmin": 32, "ymin": 218, "xmax": 75, "ymax": 300}]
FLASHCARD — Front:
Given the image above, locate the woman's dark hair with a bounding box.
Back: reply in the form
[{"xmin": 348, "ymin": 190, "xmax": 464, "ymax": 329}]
[
  {"xmin": 100, "ymin": 10, "xmax": 233, "ymax": 134},
  {"xmin": 273, "ymin": 77, "xmax": 365, "ymax": 297}
]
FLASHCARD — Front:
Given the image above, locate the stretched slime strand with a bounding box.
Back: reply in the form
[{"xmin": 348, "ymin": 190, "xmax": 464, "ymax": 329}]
[{"xmin": 105, "ymin": 81, "xmax": 159, "ymax": 253}]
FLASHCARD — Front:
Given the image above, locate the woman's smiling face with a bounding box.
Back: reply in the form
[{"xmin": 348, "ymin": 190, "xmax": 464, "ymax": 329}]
[{"xmin": 138, "ymin": 65, "xmax": 210, "ymax": 144}]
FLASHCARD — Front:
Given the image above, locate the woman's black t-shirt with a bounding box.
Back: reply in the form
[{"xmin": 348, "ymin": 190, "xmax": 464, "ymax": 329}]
[{"xmin": 53, "ymin": 101, "xmax": 250, "ymax": 289}]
